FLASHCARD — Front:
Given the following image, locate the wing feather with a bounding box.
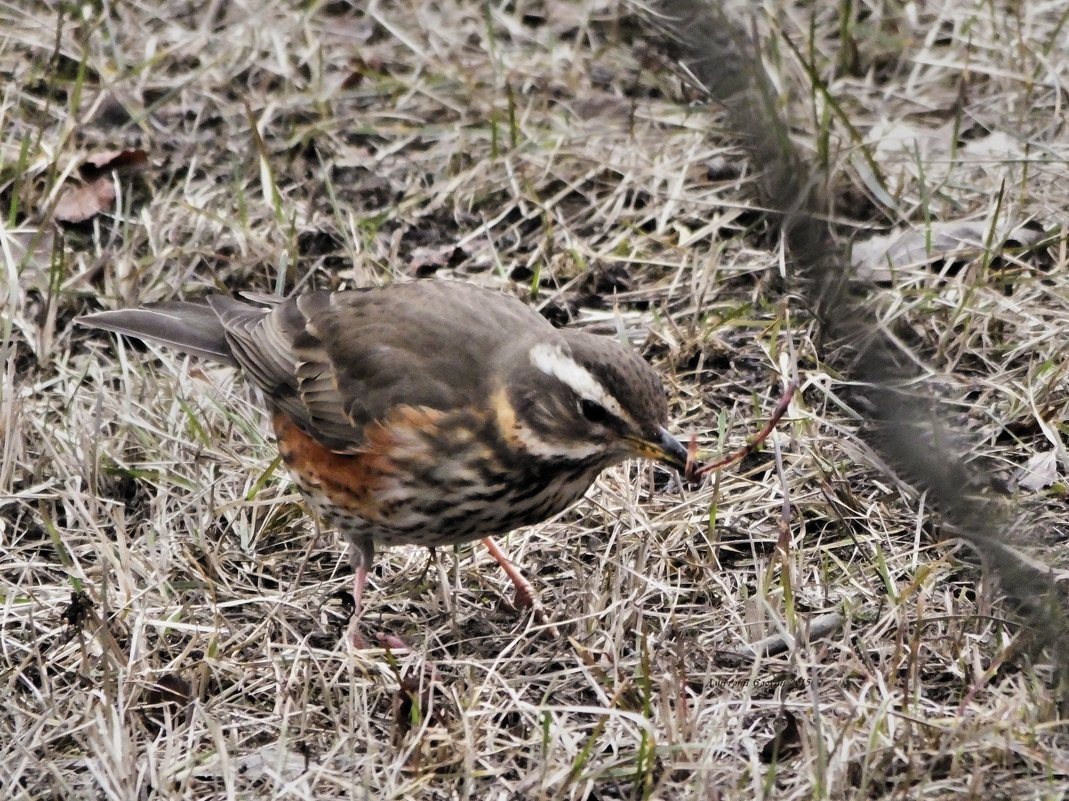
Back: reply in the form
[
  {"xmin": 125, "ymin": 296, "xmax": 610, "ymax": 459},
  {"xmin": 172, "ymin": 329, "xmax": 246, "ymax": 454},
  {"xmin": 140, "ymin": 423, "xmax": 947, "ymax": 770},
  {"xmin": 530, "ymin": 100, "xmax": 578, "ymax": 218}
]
[{"xmin": 206, "ymin": 282, "xmax": 555, "ymax": 453}]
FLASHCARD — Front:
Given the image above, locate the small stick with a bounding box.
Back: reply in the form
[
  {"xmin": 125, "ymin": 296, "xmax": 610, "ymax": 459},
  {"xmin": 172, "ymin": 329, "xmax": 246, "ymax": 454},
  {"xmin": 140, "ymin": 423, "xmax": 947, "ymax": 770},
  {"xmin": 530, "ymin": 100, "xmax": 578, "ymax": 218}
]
[
  {"xmin": 685, "ymin": 380, "xmax": 799, "ymax": 482},
  {"xmin": 744, "ymin": 611, "xmax": 844, "ymax": 658}
]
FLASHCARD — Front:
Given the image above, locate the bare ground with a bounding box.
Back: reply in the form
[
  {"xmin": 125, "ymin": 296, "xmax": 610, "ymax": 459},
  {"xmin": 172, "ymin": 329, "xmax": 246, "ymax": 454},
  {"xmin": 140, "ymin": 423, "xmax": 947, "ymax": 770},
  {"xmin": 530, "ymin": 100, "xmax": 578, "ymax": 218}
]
[{"xmin": 2, "ymin": 1, "xmax": 1068, "ymax": 799}]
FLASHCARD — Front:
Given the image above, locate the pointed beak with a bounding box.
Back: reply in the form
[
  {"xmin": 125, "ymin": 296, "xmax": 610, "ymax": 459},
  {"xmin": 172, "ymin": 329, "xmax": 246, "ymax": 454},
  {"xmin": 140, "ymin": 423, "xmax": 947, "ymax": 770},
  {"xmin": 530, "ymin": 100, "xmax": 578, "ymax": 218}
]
[{"xmin": 630, "ymin": 427, "xmax": 689, "ymax": 472}]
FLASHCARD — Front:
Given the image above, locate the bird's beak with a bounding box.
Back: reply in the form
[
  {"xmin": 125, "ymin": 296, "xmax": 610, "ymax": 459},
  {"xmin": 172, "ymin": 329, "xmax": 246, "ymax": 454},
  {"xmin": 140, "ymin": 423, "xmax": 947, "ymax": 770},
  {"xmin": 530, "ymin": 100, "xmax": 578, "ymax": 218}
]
[{"xmin": 630, "ymin": 427, "xmax": 689, "ymax": 472}]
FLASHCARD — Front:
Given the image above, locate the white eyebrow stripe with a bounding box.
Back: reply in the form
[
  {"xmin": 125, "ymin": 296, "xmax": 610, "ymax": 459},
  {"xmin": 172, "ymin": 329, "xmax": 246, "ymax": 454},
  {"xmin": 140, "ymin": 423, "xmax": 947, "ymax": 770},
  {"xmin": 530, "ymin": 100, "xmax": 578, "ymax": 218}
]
[{"xmin": 528, "ymin": 342, "xmax": 631, "ymax": 424}]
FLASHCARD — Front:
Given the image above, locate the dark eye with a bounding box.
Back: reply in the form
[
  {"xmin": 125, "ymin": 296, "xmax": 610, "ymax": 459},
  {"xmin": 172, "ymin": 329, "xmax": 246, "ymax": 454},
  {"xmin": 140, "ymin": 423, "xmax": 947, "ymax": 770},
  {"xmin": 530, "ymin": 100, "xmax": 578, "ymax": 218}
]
[{"xmin": 578, "ymin": 398, "xmax": 612, "ymax": 425}]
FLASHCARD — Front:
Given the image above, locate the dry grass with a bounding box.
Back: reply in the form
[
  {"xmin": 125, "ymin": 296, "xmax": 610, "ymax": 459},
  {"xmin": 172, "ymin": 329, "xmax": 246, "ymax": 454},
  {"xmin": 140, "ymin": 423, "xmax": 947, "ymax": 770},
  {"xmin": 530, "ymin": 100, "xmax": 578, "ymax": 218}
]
[{"xmin": 2, "ymin": 1, "xmax": 1068, "ymax": 799}]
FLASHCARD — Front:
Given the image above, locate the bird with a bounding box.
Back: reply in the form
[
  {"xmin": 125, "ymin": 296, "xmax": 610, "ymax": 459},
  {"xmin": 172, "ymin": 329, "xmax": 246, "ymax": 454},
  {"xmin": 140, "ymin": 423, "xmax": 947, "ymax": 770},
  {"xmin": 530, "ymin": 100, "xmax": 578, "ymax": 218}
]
[{"xmin": 78, "ymin": 280, "xmax": 690, "ymax": 647}]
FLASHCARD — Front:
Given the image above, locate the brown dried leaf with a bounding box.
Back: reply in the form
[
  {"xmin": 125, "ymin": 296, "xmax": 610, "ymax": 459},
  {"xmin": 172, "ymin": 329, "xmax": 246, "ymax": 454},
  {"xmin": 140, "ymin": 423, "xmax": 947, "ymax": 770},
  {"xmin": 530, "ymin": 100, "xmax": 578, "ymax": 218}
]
[
  {"xmin": 84, "ymin": 148, "xmax": 148, "ymax": 172},
  {"xmin": 145, "ymin": 672, "xmax": 192, "ymax": 708},
  {"xmin": 61, "ymin": 590, "xmax": 94, "ymax": 630},
  {"xmin": 54, "ymin": 176, "xmax": 116, "ymax": 223}
]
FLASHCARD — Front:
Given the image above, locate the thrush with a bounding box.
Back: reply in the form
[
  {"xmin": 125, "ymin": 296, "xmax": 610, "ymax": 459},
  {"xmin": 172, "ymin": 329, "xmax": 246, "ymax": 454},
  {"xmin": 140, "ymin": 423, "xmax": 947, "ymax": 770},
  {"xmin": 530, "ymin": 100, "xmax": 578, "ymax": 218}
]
[{"xmin": 78, "ymin": 280, "xmax": 690, "ymax": 646}]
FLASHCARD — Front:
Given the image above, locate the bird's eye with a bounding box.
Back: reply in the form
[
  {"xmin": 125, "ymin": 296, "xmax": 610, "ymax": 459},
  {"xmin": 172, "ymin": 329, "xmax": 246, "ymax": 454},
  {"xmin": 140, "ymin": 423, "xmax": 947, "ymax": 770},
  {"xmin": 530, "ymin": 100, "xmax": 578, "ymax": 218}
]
[{"xmin": 578, "ymin": 398, "xmax": 612, "ymax": 425}]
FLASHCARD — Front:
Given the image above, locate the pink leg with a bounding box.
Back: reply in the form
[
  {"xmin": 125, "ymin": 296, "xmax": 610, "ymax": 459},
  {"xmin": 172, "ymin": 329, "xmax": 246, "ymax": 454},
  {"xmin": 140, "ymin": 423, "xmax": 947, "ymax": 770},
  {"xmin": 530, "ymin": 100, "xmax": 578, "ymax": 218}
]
[
  {"xmin": 481, "ymin": 537, "xmax": 559, "ymax": 636},
  {"xmin": 481, "ymin": 536, "xmax": 535, "ymax": 609},
  {"xmin": 347, "ymin": 541, "xmax": 408, "ymax": 651}
]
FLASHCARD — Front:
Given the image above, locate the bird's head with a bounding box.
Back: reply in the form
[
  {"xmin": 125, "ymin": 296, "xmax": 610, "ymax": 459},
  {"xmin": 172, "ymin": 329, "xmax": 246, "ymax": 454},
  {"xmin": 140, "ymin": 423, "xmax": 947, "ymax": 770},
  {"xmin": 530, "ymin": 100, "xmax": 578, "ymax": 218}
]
[{"xmin": 493, "ymin": 330, "xmax": 688, "ymax": 472}]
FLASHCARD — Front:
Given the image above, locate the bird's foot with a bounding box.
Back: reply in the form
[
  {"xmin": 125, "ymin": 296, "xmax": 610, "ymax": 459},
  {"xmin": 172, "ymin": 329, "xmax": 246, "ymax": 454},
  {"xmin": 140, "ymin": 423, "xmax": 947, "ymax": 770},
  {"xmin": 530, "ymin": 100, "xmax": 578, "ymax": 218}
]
[
  {"xmin": 512, "ymin": 588, "xmax": 561, "ymax": 639},
  {"xmin": 480, "ymin": 536, "xmax": 561, "ymax": 639},
  {"xmin": 375, "ymin": 631, "xmax": 410, "ymax": 651},
  {"xmin": 347, "ymin": 617, "xmax": 409, "ymax": 652},
  {"xmin": 511, "ymin": 583, "xmax": 535, "ymax": 610}
]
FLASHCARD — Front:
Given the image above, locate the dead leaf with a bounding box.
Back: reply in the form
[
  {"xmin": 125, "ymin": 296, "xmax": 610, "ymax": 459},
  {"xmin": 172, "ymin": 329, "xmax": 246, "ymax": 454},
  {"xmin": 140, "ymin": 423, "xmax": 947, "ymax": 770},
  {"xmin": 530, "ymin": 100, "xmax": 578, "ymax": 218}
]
[
  {"xmin": 54, "ymin": 176, "xmax": 116, "ymax": 223},
  {"xmin": 84, "ymin": 148, "xmax": 147, "ymax": 173},
  {"xmin": 142, "ymin": 672, "xmax": 191, "ymax": 727},
  {"xmin": 1016, "ymin": 450, "xmax": 1058, "ymax": 491},
  {"xmin": 851, "ymin": 220, "xmax": 1044, "ymax": 282},
  {"xmin": 61, "ymin": 590, "xmax": 94, "ymax": 630}
]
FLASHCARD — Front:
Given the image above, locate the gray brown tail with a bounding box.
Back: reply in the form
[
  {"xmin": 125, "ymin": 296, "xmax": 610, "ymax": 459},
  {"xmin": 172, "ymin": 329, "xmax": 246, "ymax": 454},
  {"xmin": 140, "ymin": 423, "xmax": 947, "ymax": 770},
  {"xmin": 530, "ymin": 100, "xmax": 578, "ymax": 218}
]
[{"xmin": 77, "ymin": 302, "xmax": 238, "ymax": 366}]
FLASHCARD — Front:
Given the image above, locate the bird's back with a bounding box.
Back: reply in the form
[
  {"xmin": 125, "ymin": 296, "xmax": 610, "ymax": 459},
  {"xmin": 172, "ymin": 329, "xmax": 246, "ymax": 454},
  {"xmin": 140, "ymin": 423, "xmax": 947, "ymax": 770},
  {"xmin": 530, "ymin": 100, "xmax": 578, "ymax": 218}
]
[{"xmin": 79, "ymin": 281, "xmax": 558, "ymax": 453}]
